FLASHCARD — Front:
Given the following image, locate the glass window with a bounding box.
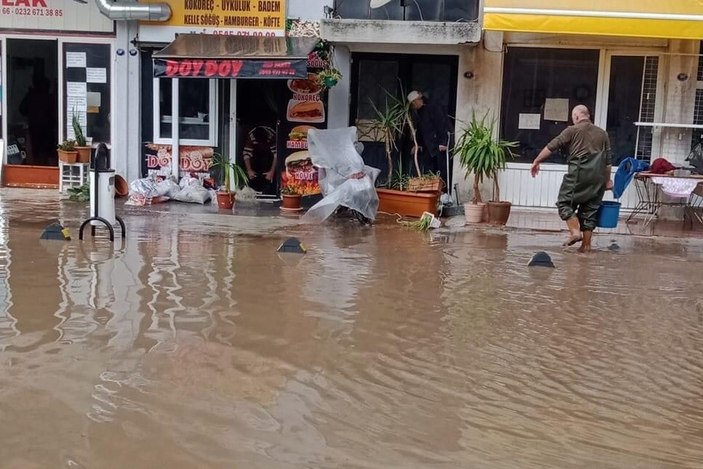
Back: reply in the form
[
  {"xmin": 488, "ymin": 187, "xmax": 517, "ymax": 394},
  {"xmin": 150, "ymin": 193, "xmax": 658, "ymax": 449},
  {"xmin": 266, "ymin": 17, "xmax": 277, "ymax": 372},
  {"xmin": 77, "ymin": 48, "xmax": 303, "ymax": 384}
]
[
  {"xmin": 63, "ymin": 43, "xmax": 111, "ymax": 144},
  {"xmin": 500, "ymin": 47, "xmax": 600, "ymax": 164},
  {"xmin": 355, "ymin": 59, "xmax": 399, "ymax": 121},
  {"xmin": 157, "ymin": 78, "xmax": 172, "ymax": 139},
  {"xmin": 153, "ymin": 78, "xmax": 217, "ymax": 146},
  {"xmin": 333, "ymin": 0, "xmax": 478, "ymax": 21}
]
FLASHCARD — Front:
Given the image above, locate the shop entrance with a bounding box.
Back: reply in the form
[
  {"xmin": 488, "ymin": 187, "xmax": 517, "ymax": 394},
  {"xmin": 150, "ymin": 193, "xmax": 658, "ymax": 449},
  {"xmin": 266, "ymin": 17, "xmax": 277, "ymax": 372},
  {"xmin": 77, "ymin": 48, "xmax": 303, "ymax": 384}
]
[
  {"xmin": 349, "ymin": 53, "xmax": 458, "ymax": 186},
  {"xmin": 6, "ymin": 39, "xmax": 59, "ymax": 168},
  {"xmin": 235, "ymin": 79, "xmax": 288, "ymax": 195}
]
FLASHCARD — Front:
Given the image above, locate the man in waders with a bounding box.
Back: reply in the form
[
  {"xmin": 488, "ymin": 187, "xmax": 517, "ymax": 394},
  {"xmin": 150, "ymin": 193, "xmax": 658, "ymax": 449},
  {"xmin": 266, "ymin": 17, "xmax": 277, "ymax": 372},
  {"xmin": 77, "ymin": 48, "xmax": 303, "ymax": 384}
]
[{"xmin": 530, "ymin": 105, "xmax": 613, "ymax": 253}]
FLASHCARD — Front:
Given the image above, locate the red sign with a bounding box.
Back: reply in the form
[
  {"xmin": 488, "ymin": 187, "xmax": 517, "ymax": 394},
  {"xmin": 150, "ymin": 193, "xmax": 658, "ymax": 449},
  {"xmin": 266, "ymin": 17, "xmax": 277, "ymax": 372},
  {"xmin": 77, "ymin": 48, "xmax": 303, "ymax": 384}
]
[{"xmin": 153, "ymin": 58, "xmax": 307, "ymax": 79}]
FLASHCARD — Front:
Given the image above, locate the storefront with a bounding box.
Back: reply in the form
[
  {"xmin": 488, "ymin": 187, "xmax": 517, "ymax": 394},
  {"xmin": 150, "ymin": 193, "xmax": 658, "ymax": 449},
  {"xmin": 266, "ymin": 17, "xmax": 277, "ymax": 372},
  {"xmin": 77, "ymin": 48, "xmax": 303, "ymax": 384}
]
[
  {"xmin": 480, "ymin": 0, "xmax": 703, "ymax": 208},
  {"xmin": 0, "ymin": 0, "xmax": 114, "ymax": 187},
  {"xmin": 134, "ymin": 0, "xmax": 328, "ymax": 197},
  {"xmin": 319, "ymin": 1, "xmax": 482, "ymax": 190}
]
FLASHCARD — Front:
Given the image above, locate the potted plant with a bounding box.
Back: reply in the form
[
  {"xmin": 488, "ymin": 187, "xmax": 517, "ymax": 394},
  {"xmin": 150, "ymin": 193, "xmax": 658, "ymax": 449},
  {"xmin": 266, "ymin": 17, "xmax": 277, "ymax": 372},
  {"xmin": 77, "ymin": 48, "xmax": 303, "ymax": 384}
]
[
  {"xmin": 316, "ymin": 67, "xmax": 342, "ymax": 89},
  {"xmin": 57, "ymin": 140, "xmax": 78, "ymax": 164},
  {"xmin": 210, "ymin": 152, "xmax": 248, "ymax": 210},
  {"xmin": 455, "ymin": 112, "xmax": 518, "ymax": 225},
  {"xmin": 280, "ymin": 185, "xmax": 302, "ymax": 210},
  {"xmin": 72, "ymin": 111, "xmax": 92, "ymax": 163},
  {"xmin": 370, "ymin": 89, "xmax": 441, "ymax": 218}
]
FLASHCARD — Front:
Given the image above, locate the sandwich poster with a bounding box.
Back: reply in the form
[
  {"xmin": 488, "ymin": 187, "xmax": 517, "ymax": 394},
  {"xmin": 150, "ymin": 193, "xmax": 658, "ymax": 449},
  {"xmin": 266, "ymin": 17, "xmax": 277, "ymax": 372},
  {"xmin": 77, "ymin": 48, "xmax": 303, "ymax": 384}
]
[{"xmin": 279, "ymin": 49, "xmax": 328, "ymax": 196}]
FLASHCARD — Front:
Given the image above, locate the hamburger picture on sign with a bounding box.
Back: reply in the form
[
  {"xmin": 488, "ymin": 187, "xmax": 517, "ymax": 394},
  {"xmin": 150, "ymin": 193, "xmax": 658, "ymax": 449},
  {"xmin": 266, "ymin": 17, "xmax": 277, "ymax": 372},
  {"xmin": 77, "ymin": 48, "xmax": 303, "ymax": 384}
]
[{"xmin": 279, "ymin": 48, "xmax": 329, "ymax": 197}]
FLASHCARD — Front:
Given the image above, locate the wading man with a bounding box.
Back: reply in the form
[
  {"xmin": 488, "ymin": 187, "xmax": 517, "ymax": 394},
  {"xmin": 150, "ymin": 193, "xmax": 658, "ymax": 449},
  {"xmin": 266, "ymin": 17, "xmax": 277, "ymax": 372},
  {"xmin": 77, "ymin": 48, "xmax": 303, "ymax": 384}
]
[{"xmin": 530, "ymin": 105, "xmax": 612, "ymax": 252}]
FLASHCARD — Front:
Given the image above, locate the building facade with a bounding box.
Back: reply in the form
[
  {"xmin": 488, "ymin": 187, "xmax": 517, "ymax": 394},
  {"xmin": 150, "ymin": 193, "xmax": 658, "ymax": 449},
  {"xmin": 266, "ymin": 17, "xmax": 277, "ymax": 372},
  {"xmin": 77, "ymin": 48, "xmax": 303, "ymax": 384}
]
[
  {"xmin": 0, "ymin": 0, "xmax": 115, "ymax": 187},
  {"xmin": 479, "ymin": 1, "xmax": 703, "ymax": 209},
  {"xmin": 6, "ymin": 0, "xmax": 699, "ymax": 209}
]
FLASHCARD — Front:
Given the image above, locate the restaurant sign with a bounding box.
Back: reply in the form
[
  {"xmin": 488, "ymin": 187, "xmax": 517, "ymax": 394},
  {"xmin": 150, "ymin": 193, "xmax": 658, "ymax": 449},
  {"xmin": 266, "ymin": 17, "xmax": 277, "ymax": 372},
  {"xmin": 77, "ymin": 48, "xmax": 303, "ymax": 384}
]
[
  {"xmin": 140, "ymin": 0, "xmax": 286, "ymax": 42},
  {"xmin": 0, "ymin": 0, "xmax": 113, "ymax": 32},
  {"xmin": 153, "ymin": 57, "xmax": 306, "ymax": 78}
]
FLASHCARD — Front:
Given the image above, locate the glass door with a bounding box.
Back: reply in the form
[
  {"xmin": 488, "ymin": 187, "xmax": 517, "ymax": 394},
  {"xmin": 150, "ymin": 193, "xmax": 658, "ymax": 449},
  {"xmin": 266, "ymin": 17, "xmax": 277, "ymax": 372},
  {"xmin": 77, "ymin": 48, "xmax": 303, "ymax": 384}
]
[
  {"xmin": 603, "ymin": 54, "xmax": 660, "ymax": 164},
  {"xmin": 6, "ymin": 38, "xmax": 59, "ymax": 167}
]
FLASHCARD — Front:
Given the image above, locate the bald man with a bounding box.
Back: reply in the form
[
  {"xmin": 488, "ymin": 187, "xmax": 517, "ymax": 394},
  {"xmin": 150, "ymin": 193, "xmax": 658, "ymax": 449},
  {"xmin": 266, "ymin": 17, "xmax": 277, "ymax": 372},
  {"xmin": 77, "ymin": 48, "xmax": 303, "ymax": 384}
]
[{"xmin": 531, "ymin": 105, "xmax": 612, "ymax": 253}]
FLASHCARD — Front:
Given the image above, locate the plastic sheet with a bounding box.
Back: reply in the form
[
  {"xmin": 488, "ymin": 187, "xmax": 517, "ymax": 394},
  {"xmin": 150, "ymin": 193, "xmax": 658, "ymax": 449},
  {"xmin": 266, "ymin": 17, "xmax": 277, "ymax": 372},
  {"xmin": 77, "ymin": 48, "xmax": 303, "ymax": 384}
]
[
  {"xmin": 173, "ymin": 176, "xmax": 211, "ymax": 204},
  {"xmin": 302, "ymin": 127, "xmax": 381, "ymax": 223},
  {"xmin": 126, "ymin": 176, "xmax": 181, "ymax": 206}
]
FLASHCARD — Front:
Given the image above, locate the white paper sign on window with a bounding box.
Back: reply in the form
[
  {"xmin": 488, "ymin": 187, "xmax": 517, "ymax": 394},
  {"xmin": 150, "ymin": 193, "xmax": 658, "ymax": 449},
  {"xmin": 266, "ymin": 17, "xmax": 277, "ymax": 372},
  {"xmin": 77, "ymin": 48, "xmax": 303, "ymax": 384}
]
[
  {"xmin": 86, "ymin": 68, "xmax": 107, "ymax": 84},
  {"xmin": 66, "ymin": 52, "xmax": 87, "ymax": 68},
  {"xmin": 544, "ymin": 98, "xmax": 570, "ymax": 122},
  {"xmin": 518, "ymin": 113, "xmax": 541, "ymax": 130}
]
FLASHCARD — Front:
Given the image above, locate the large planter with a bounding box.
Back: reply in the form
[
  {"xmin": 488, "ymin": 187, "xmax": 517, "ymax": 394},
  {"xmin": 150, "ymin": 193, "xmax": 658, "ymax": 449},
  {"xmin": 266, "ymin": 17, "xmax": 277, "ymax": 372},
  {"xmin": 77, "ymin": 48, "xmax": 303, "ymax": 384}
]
[
  {"xmin": 377, "ymin": 188, "xmax": 439, "ymax": 218},
  {"xmin": 281, "ymin": 194, "xmax": 302, "ymax": 210},
  {"xmin": 76, "ymin": 146, "xmax": 92, "ymax": 163},
  {"xmin": 57, "ymin": 150, "xmax": 77, "ymax": 164},
  {"xmin": 464, "ymin": 202, "xmax": 485, "ymax": 224},
  {"xmin": 486, "ymin": 201, "xmax": 512, "ymax": 225},
  {"xmin": 216, "ymin": 191, "xmax": 234, "ymax": 210}
]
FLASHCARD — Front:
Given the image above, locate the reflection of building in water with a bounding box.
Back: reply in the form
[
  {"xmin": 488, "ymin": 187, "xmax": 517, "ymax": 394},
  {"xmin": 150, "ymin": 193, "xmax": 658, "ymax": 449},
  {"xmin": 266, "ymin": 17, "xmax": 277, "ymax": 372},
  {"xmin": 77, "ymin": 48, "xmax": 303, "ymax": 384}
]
[
  {"xmin": 300, "ymin": 229, "xmax": 376, "ymax": 337},
  {"xmin": 4, "ymin": 224, "xmax": 64, "ymax": 350},
  {"xmin": 0, "ymin": 215, "xmax": 18, "ymax": 349}
]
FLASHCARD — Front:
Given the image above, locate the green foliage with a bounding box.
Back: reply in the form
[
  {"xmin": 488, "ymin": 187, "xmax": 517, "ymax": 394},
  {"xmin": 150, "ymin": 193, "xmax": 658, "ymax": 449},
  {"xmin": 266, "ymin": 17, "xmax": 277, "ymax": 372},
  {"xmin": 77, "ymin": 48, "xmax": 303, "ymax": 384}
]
[
  {"xmin": 67, "ymin": 183, "xmax": 90, "ymax": 202},
  {"xmin": 210, "ymin": 152, "xmax": 248, "ymax": 192},
  {"xmin": 57, "ymin": 140, "xmax": 76, "ymax": 151},
  {"xmin": 454, "ymin": 112, "xmax": 518, "ymax": 203},
  {"xmin": 370, "ymin": 82, "xmax": 422, "ymax": 185},
  {"xmin": 401, "ymin": 212, "xmax": 434, "ymax": 231},
  {"xmin": 72, "ymin": 110, "xmax": 86, "ymax": 146},
  {"xmin": 280, "ymin": 185, "xmax": 301, "ymax": 196}
]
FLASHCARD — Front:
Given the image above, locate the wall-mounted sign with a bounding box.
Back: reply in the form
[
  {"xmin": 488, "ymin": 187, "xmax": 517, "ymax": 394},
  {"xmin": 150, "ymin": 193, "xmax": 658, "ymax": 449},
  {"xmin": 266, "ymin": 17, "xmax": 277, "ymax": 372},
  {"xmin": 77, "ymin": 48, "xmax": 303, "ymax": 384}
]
[
  {"xmin": 140, "ymin": 0, "xmax": 286, "ymax": 43},
  {"xmin": 0, "ymin": 0, "xmax": 113, "ymax": 33},
  {"xmin": 153, "ymin": 58, "xmax": 306, "ymax": 79}
]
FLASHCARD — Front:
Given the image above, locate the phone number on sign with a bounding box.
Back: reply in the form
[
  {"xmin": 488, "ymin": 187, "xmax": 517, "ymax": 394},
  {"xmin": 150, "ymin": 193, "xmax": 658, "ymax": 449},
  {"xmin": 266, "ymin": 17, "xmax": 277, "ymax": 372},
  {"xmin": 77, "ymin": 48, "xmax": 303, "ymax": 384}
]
[{"xmin": 2, "ymin": 7, "xmax": 63, "ymax": 16}]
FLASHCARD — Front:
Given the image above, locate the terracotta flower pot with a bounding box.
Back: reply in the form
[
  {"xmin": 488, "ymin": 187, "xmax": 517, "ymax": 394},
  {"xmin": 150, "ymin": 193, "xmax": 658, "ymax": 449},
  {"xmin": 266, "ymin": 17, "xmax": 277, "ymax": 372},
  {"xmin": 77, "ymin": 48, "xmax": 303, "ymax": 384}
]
[
  {"xmin": 377, "ymin": 188, "xmax": 439, "ymax": 218},
  {"xmin": 76, "ymin": 146, "xmax": 92, "ymax": 163},
  {"xmin": 464, "ymin": 202, "xmax": 485, "ymax": 224},
  {"xmin": 114, "ymin": 174, "xmax": 129, "ymax": 198},
  {"xmin": 282, "ymin": 194, "xmax": 302, "ymax": 210},
  {"xmin": 216, "ymin": 191, "xmax": 235, "ymax": 210},
  {"xmin": 486, "ymin": 201, "xmax": 512, "ymax": 225},
  {"xmin": 58, "ymin": 150, "xmax": 77, "ymax": 164}
]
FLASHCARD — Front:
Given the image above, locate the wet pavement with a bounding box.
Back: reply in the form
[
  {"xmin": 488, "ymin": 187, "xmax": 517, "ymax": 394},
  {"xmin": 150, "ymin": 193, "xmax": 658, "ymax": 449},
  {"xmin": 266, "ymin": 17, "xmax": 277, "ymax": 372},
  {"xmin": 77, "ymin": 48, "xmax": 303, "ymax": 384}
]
[{"xmin": 2, "ymin": 188, "xmax": 703, "ymax": 468}]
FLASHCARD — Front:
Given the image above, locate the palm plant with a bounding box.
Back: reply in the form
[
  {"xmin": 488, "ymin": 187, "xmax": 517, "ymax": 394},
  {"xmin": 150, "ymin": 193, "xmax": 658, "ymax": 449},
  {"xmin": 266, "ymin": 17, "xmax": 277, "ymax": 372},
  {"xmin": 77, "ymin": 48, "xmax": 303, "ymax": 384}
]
[
  {"xmin": 370, "ymin": 84, "xmax": 423, "ymax": 185},
  {"xmin": 210, "ymin": 152, "xmax": 248, "ymax": 193},
  {"xmin": 455, "ymin": 112, "xmax": 518, "ymax": 203}
]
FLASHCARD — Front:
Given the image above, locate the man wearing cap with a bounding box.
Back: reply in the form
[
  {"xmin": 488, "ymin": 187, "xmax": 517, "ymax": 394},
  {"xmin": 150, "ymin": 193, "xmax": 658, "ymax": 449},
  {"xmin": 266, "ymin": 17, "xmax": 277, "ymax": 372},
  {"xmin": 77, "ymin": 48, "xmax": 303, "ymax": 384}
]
[
  {"xmin": 408, "ymin": 91, "xmax": 452, "ymax": 191},
  {"xmin": 530, "ymin": 105, "xmax": 613, "ymax": 253}
]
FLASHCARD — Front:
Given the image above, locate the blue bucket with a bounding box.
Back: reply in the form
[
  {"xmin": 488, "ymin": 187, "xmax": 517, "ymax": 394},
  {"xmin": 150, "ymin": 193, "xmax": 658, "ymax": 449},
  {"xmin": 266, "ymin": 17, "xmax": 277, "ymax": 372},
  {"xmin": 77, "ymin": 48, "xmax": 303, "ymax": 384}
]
[{"xmin": 596, "ymin": 201, "xmax": 621, "ymax": 228}]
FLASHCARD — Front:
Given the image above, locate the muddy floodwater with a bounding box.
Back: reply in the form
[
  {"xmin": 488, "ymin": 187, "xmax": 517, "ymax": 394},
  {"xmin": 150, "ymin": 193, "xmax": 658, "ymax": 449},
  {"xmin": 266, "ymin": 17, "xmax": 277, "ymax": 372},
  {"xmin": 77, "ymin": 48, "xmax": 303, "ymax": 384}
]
[{"xmin": 1, "ymin": 189, "xmax": 703, "ymax": 468}]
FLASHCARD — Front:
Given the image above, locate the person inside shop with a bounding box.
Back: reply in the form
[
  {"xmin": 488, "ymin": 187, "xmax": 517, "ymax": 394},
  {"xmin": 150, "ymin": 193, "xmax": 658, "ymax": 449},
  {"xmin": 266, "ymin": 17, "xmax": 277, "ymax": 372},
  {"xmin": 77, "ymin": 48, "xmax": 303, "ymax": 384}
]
[
  {"xmin": 408, "ymin": 90, "xmax": 453, "ymax": 192},
  {"xmin": 243, "ymin": 125, "xmax": 277, "ymax": 195},
  {"xmin": 20, "ymin": 73, "xmax": 56, "ymax": 165}
]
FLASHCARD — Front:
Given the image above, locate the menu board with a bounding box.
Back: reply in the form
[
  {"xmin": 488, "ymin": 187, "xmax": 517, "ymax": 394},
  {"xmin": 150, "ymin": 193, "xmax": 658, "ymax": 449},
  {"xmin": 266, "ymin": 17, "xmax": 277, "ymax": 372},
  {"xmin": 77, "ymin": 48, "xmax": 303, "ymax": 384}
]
[
  {"xmin": 279, "ymin": 50, "xmax": 327, "ymax": 196},
  {"xmin": 140, "ymin": 0, "xmax": 286, "ymax": 41}
]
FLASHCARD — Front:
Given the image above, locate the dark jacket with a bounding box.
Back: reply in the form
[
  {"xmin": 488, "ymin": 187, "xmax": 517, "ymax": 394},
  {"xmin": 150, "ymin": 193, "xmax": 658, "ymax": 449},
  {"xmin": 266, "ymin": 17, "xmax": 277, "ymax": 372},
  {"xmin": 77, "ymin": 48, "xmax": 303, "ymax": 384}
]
[{"xmin": 415, "ymin": 98, "xmax": 452, "ymax": 159}]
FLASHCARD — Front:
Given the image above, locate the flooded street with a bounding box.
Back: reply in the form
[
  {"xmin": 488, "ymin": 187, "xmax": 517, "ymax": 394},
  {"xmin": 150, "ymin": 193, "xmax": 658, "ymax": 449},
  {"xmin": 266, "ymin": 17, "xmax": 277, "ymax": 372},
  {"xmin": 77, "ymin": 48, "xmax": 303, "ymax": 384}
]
[{"xmin": 1, "ymin": 189, "xmax": 703, "ymax": 468}]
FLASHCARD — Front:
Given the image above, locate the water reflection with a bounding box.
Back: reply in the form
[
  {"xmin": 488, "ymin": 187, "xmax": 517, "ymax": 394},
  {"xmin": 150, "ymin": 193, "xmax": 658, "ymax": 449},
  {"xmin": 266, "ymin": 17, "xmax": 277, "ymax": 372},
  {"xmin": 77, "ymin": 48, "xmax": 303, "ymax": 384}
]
[{"xmin": 1, "ymin": 194, "xmax": 703, "ymax": 467}]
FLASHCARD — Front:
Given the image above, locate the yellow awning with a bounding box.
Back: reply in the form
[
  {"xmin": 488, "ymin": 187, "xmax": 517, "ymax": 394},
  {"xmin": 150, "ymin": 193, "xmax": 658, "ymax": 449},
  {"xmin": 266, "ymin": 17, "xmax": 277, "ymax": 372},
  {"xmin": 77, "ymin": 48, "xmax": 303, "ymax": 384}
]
[{"xmin": 484, "ymin": 0, "xmax": 703, "ymax": 40}]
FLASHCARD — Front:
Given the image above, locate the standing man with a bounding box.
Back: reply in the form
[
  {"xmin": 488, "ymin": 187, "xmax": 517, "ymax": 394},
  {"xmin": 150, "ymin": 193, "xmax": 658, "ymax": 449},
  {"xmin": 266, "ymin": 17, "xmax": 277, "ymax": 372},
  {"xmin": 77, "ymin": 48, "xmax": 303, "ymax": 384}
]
[
  {"xmin": 408, "ymin": 91, "xmax": 452, "ymax": 192},
  {"xmin": 243, "ymin": 125, "xmax": 277, "ymax": 195},
  {"xmin": 530, "ymin": 105, "xmax": 613, "ymax": 252}
]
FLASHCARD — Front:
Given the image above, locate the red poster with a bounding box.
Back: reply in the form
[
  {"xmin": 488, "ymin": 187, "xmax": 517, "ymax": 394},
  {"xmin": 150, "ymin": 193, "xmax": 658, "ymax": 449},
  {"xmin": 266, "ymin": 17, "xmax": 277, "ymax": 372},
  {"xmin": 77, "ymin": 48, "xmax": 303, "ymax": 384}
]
[{"xmin": 144, "ymin": 144, "xmax": 214, "ymax": 176}]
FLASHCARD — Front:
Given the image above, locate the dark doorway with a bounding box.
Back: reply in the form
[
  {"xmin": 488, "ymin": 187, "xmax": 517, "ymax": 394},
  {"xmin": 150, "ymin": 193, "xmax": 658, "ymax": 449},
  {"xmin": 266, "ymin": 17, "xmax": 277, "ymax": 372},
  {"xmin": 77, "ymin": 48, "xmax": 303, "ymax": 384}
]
[
  {"xmin": 350, "ymin": 53, "xmax": 458, "ymax": 185},
  {"xmin": 236, "ymin": 80, "xmax": 288, "ymax": 195},
  {"xmin": 6, "ymin": 39, "xmax": 59, "ymax": 167}
]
